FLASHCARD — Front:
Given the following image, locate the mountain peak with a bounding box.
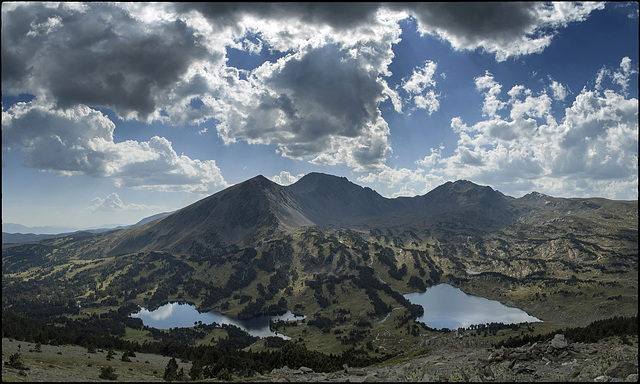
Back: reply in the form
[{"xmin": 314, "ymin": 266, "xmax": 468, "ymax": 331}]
[
  {"xmin": 236, "ymin": 174, "xmax": 280, "ymax": 192},
  {"xmin": 285, "ymin": 172, "xmax": 389, "ymax": 227},
  {"xmin": 296, "ymin": 172, "xmax": 349, "ymax": 183},
  {"xmin": 245, "ymin": 174, "xmax": 271, "ymax": 183},
  {"xmin": 288, "ymin": 172, "xmax": 354, "ymax": 193},
  {"xmin": 446, "ymin": 179, "xmax": 487, "ymax": 190},
  {"xmin": 522, "ymin": 191, "xmax": 551, "ymax": 199}
]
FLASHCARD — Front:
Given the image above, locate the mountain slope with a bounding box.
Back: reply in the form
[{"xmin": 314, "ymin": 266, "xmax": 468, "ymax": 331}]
[
  {"xmin": 103, "ymin": 173, "xmax": 524, "ymax": 256},
  {"xmin": 107, "ymin": 176, "xmax": 283, "ymax": 255},
  {"xmin": 286, "ymin": 172, "xmax": 395, "ymax": 227}
]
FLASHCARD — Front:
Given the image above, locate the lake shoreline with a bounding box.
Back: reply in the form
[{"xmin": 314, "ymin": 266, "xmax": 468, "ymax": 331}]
[{"xmin": 404, "ymin": 283, "xmax": 541, "ymax": 330}]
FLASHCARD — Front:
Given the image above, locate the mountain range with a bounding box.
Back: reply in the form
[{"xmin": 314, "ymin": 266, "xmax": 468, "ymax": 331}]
[
  {"xmin": 99, "ymin": 173, "xmax": 526, "ymax": 255},
  {"xmin": 95, "ymin": 172, "xmax": 635, "ymax": 258},
  {"xmin": 2, "ymin": 172, "xmax": 637, "ymax": 332}
]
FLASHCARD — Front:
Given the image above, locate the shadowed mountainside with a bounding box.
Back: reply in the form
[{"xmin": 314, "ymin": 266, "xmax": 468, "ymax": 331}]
[{"xmin": 104, "ymin": 173, "xmax": 524, "ymax": 255}]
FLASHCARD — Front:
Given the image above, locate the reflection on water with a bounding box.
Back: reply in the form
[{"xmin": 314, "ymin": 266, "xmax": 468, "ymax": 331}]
[
  {"xmin": 131, "ymin": 302, "xmax": 304, "ymax": 339},
  {"xmin": 404, "ymin": 283, "xmax": 541, "ymax": 330}
]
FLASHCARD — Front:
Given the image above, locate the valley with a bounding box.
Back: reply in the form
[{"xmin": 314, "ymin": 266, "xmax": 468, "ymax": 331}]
[{"xmin": 2, "ymin": 173, "xmax": 637, "ymax": 381}]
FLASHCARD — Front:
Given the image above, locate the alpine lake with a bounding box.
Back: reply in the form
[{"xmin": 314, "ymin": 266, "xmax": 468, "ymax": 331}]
[
  {"xmin": 404, "ymin": 283, "xmax": 541, "ymax": 330},
  {"xmin": 131, "ymin": 304, "xmax": 305, "ymax": 339},
  {"xmin": 131, "ymin": 282, "xmax": 540, "ymax": 338}
]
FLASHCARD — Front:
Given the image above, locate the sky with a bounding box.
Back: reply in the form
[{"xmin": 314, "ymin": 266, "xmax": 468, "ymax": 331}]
[{"xmin": 2, "ymin": 2, "xmax": 639, "ymax": 229}]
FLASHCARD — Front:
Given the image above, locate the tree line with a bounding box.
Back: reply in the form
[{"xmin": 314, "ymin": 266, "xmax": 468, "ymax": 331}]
[
  {"xmin": 2, "ymin": 310, "xmax": 387, "ymax": 380},
  {"xmin": 495, "ymin": 315, "xmax": 638, "ymax": 348}
]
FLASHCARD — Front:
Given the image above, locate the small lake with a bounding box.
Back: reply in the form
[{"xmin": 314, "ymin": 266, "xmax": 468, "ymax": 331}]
[
  {"xmin": 404, "ymin": 283, "xmax": 541, "ymax": 330},
  {"xmin": 131, "ymin": 302, "xmax": 304, "ymax": 339}
]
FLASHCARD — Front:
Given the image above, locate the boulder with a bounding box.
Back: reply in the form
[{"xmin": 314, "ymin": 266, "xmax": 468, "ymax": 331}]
[
  {"xmin": 514, "ymin": 364, "xmax": 536, "ymax": 375},
  {"xmin": 351, "ymin": 369, "xmax": 367, "ymax": 376},
  {"xmin": 299, "ymin": 366, "xmax": 314, "ymax": 374},
  {"xmin": 551, "ymin": 334, "xmax": 568, "ymax": 349},
  {"xmin": 605, "ymin": 361, "xmax": 637, "ymax": 378}
]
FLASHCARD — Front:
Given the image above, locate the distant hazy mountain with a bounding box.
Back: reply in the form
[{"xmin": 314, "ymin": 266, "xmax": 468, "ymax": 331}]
[
  {"xmin": 2, "ymin": 211, "xmax": 174, "ymax": 244},
  {"xmin": 2, "ymin": 223, "xmax": 82, "ymax": 235}
]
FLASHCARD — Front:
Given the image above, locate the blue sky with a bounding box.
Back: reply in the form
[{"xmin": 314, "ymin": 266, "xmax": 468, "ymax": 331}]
[{"xmin": 2, "ymin": 2, "xmax": 638, "ymax": 229}]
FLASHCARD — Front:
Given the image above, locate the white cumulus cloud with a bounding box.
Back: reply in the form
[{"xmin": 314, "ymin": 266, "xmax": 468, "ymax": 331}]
[
  {"xmin": 439, "ymin": 60, "xmax": 638, "ymax": 198},
  {"xmin": 270, "ymin": 171, "xmax": 305, "ymax": 186},
  {"xmin": 90, "ymin": 193, "xmax": 149, "ymax": 211},
  {"xmin": 2, "ymin": 100, "xmax": 227, "ymax": 193}
]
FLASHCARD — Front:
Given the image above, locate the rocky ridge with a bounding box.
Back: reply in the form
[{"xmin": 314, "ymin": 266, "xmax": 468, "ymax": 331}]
[{"xmin": 258, "ymin": 335, "xmax": 638, "ymax": 382}]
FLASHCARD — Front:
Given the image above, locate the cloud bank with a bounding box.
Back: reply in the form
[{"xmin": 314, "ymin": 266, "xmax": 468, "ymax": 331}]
[
  {"xmin": 2, "ymin": 100, "xmax": 227, "ymax": 192},
  {"xmin": 4, "ymin": 2, "xmax": 634, "ymax": 200}
]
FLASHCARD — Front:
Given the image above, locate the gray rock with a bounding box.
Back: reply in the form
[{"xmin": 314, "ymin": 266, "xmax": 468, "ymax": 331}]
[
  {"xmin": 421, "ymin": 373, "xmax": 437, "ymax": 381},
  {"xmin": 351, "ymin": 369, "xmax": 367, "ymax": 376},
  {"xmin": 514, "ymin": 364, "xmax": 536, "ymax": 375},
  {"xmin": 594, "ymin": 375, "xmax": 611, "ymax": 382},
  {"xmin": 551, "ymin": 334, "xmax": 568, "ymax": 349},
  {"xmin": 576, "ymin": 364, "xmax": 601, "ymax": 381},
  {"xmin": 626, "ymin": 373, "xmax": 639, "ymax": 382},
  {"xmin": 605, "ymin": 361, "xmax": 637, "ymax": 378},
  {"xmin": 299, "ymin": 366, "xmax": 314, "ymax": 373}
]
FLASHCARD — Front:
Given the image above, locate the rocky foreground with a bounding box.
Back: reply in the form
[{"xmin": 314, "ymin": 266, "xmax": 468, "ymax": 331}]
[
  {"xmin": 2, "ymin": 334, "xmax": 638, "ymax": 382},
  {"xmin": 258, "ymin": 334, "xmax": 638, "ymax": 382}
]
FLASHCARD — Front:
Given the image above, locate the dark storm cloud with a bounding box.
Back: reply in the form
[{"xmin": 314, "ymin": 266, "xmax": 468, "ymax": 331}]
[
  {"xmin": 216, "ymin": 43, "xmax": 389, "ymax": 167},
  {"xmin": 177, "ymin": 2, "xmax": 602, "ymax": 60},
  {"xmin": 267, "ymin": 44, "xmax": 382, "ymax": 140},
  {"xmin": 394, "ymin": 2, "xmax": 604, "ymax": 59},
  {"xmin": 1, "ymin": 2, "xmax": 217, "ymax": 120},
  {"xmin": 2, "ymin": 2, "xmax": 601, "ymax": 124},
  {"xmin": 174, "ymin": 2, "xmax": 382, "ymax": 31},
  {"xmin": 396, "ymin": 2, "xmax": 539, "ymax": 46}
]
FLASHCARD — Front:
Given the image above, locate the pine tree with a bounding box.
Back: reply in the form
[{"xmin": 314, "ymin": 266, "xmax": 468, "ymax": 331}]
[
  {"xmin": 163, "ymin": 357, "xmax": 179, "ymax": 381},
  {"xmin": 189, "ymin": 361, "xmax": 203, "ymax": 381},
  {"xmin": 217, "ymin": 368, "xmax": 232, "ymax": 381}
]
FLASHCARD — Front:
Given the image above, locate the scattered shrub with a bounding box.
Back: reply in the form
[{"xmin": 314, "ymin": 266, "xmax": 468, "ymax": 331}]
[{"xmin": 99, "ymin": 366, "xmax": 118, "ymax": 380}]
